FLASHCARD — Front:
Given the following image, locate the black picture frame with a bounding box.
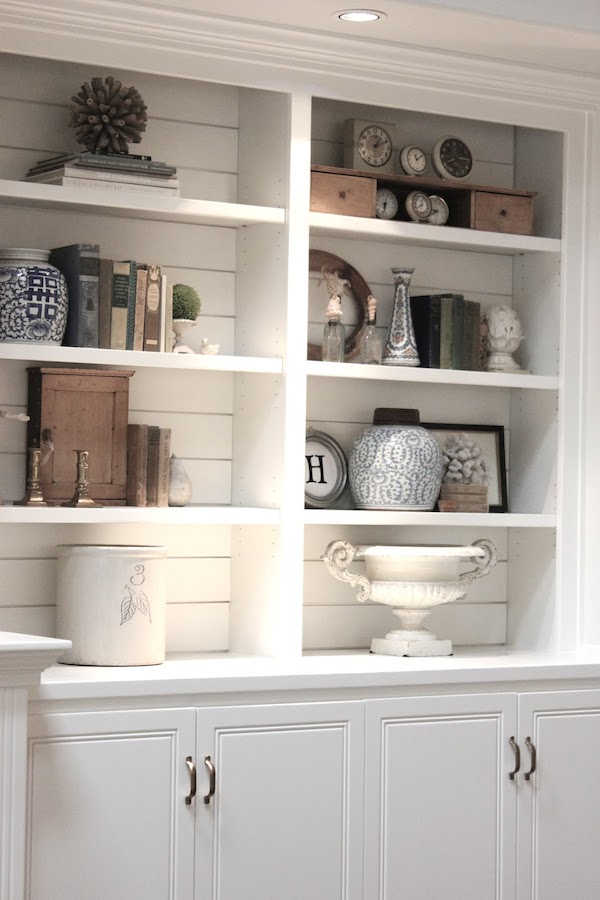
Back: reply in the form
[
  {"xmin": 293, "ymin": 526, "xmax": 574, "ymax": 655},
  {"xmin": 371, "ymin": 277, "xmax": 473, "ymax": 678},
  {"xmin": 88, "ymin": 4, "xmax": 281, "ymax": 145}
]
[
  {"xmin": 423, "ymin": 422, "xmax": 508, "ymax": 513},
  {"xmin": 305, "ymin": 429, "xmax": 348, "ymax": 509}
]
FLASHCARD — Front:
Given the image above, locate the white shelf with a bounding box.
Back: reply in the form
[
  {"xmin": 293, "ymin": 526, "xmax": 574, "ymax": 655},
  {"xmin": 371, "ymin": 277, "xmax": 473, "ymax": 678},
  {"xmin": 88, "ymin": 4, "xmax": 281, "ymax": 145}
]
[
  {"xmin": 309, "ymin": 211, "xmax": 561, "ymax": 255},
  {"xmin": 0, "ymin": 344, "xmax": 283, "ymax": 374},
  {"xmin": 0, "ymin": 505, "xmax": 280, "ymax": 525},
  {"xmin": 303, "ymin": 510, "xmax": 556, "ymax": 527},
  {"xmin": 0, "ymin": 180, "xmax": 285, "ymax": 228},
  {"xmin": 306, "ymin": 360, "xmax": 558, "ymax": 390}
]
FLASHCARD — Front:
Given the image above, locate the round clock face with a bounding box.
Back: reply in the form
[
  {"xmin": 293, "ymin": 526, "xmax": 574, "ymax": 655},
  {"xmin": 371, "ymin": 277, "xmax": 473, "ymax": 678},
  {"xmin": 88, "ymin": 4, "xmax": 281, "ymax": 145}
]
[
  {"xmin": 375, "ymin": 188, "xmax": 398, "ymax": 219},
  {"xmin": 432, "ymin": 135, "xmax": 473, "ymax": 180},
  {"xmin": 357, "ymin": 124, "xmax": 393, "ymax": 168},
  {"xmin": 400, "ymin": 144, "xmax": 427, "ymax": 176},
  {"xmin": 427, "ymin": 195, "xmax": 450, "ymax": 226},
  {"xmin": 405, "ymin": 190, "xmax": 432, "ymax": 222}
]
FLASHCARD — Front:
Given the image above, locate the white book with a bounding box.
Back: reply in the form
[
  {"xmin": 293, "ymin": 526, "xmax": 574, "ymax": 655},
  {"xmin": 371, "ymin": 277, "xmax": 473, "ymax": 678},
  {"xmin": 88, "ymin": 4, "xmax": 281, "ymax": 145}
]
[
  {"xmin": 158, "ymin": 275, "xmax": 169, "ymax": 352},
  {"xmin": 26, "ymin": 174, "xmax": 180, "ymax": 195},
  {"xmin": 27, "ymin": 165, "xmax": 179, "ymax": 187}
]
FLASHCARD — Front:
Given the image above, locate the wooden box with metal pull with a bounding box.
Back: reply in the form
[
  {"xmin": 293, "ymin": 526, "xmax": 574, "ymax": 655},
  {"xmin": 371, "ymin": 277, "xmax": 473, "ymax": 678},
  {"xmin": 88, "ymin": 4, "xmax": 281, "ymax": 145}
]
[
  {"xmin": 310, "ymin": 170, "xmax": 376, "ymax": 217},
  {"xmin": 471, "ymin": 190, "xmax": 534, "ymax": 235}
]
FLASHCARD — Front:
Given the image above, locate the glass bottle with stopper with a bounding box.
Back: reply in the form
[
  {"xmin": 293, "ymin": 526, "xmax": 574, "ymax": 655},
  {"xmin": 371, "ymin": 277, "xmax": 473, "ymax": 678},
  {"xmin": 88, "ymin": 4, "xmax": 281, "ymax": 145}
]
[
  {"xmin": 360, "ymin": 294, "xmax": 382, "ymax": 364},
  {"xmin": 320, "ymin": 268, "xmax": 347, "ymax": 362}
]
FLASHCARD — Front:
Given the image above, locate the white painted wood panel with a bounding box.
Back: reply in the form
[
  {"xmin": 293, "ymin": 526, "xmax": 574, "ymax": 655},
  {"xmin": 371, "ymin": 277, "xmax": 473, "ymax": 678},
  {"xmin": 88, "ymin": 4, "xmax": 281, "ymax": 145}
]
[
  {"xmin": 365, "ymin": 694, "xmax": 517, "ymax": 900},
  {"xmin": 517, "ymin": 691, "xmax": 600, "ymax": 900},
  {"xmin": 303, "ymin": 602, "xmax": 506, "ymax": 649},
  {"xmin": 27, "ymin": 708, "xmax": 196, "ymax": 900},
  {"xmin": 195, "ymin": 702, "xmax": 365, "ymax": 900}
]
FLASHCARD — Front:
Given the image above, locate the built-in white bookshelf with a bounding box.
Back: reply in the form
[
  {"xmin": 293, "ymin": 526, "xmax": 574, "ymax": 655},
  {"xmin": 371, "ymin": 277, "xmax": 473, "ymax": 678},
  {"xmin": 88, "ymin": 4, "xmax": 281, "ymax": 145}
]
[{"xmin": 0, "ymin": 25, "xmax": 591, "ymax": 662}]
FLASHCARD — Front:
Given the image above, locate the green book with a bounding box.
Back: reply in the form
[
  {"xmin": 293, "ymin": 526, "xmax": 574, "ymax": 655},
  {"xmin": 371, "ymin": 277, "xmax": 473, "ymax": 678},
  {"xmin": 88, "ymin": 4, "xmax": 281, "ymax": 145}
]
[
  {"xmin": 439, "ymin": 295, "xmax": 454, "ymax": 369},
  {"xmin": 110, "ymin": 260, "xmax": 131, "ymax": 350},
  {"xmin": 462, "ymin": 299, "xmax": 481, "ymax": 370},
  {"xmin": 451, "ymin": 293, "xmax": 465, "ymax": 370}
]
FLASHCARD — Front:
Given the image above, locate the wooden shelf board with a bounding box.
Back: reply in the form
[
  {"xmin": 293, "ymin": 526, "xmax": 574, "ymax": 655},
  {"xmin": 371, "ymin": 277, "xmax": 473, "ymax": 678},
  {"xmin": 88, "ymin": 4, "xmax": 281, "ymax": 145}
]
[
  {"xmin": 311, "ymin": 165, "xmax": 536, "ymax": 198},
  {"xmin": 0, "ymin": 180, "xmax": 285, "ymax": 227},
  {"xmin": 0, "ymin": 344, "xmax": 283, "ymax": 374},
  {"xmin": 0, "ymin": 505, "xmax": 280, "ymax": 525},
  {"xmin": 309, "ymin": 210, "xmax": 560, "ymax": 254},
  {"xmin": 304, "ymin": 510, "xmax": 556, "ymax": 527},
  {"xmin": 306, "ymin": 360, "xmax": 558, "ymax": 390}
]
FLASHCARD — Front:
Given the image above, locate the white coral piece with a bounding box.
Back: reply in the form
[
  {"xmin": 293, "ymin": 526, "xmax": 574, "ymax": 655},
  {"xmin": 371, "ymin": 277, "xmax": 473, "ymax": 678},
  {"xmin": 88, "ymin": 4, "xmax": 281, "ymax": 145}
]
[{"xmin": 441, "ymin": 433, "xmax": 488, "ymax": 485}]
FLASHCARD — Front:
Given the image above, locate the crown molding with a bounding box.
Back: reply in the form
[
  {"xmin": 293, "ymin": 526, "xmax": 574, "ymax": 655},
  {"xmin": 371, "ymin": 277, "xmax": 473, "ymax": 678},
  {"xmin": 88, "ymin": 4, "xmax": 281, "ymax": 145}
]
[{"xmin": 2, "ymin": 0, "xmax": 600, "ymax": 108}]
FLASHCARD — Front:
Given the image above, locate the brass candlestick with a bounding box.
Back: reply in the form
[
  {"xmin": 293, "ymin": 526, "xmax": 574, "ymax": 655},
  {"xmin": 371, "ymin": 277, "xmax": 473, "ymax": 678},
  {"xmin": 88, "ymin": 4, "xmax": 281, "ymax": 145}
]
[
  {"xmin": 13, "ymin": 447, "xmax": 49, "ymax": 506},
  {"xmin": 61, "ymin": 449, "xmax": 103, "ymax": 508}
]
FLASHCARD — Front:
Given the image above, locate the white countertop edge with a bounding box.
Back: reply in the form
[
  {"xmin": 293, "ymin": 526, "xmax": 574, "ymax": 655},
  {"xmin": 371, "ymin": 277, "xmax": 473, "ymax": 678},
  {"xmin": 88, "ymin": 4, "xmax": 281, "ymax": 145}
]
[
  {"xmin": 30, "ymin": 648, "xmax": 600, "ymax": 701},
  {"xmin": 0, "ymin": 631, "xmax": 72, "ymax": 687}
]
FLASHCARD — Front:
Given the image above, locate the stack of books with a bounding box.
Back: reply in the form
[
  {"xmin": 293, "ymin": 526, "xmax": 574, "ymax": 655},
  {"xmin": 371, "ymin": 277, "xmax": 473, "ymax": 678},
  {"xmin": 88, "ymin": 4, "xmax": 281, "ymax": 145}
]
[
  {"xmin": 127, "ymin": 424, "xmax": 171, "ymax": 507},
  {"xmin": 410, "ymin": 293, "xmax": 483, "ymax": 371},
  {"xmin": 24, "ymin": 152, "xmax": 180, "ymax": 196},
  {"xmin": 49, "ymin": 243, "xmax": 173, "ymax": 352}
]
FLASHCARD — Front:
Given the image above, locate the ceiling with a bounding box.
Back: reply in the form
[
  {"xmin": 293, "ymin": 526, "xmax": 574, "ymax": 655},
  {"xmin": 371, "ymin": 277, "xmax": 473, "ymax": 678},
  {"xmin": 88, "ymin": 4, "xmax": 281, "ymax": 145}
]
[{"xmin": 150, "ymin": 0, "xmax": 600, "ymax": 77}]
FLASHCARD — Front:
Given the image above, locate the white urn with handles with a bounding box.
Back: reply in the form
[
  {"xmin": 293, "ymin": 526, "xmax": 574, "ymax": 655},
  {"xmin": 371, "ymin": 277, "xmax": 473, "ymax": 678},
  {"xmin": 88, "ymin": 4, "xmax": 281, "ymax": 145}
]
[{"xmin": 321, "ymin": 539, "xmax": 497, "ymax": 657}]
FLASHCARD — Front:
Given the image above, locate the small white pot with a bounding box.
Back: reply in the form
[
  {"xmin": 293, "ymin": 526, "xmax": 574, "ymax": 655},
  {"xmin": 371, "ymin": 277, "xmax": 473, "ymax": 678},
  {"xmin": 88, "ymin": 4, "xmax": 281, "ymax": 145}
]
[{"xmin": 56, "ymin": 545, "xmax": 167, "ymax": 666}]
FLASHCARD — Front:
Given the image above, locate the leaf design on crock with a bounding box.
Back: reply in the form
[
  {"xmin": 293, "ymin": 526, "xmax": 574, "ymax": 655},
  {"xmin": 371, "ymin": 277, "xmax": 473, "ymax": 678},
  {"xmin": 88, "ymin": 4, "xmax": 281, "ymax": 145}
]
[
  {"xmin": 120, "ymin": 585, "xmax": 137, "ymax": 625},
  {"xmin": 134, "ymin": 590, "xmax": 152, "ymax": 623}
]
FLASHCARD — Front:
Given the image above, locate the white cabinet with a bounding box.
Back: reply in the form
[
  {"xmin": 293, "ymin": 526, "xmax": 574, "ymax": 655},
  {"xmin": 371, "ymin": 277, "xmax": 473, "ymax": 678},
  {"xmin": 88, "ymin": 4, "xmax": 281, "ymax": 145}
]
[
  {"xmin": 26, "ymin": 700, "xmax": 364, "ymax": 900},
  {"xmin": 364, "ymin": 693, "xmax": 517, "ymax": 900},
  {"xmin": 195, "ymin": 701, "xmax": 365, "ymax": 900},
  {"xmin": 516, "ymin": 690, "xmax": 600, "ymax": 900},
  {"xmin": 26, "ymin": 707, "xmax": 196, "ymax": 900}
]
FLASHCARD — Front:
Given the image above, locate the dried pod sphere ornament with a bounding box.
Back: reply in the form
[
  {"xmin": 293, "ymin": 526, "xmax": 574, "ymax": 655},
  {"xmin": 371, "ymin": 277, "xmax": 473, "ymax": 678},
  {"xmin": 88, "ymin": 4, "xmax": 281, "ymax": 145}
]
[{"xmin": 69, "ymin": 76, "xmax": 148, "ymax": 154}]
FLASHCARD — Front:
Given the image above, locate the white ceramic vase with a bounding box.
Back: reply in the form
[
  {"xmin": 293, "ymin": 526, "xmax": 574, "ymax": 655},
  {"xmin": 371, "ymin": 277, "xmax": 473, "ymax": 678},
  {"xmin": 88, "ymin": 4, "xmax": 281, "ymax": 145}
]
[
  {"xmin": 321, "ymin": 539, "xmax": 497, "ymax": 656},
  {"xmin": 168, "ymin": 453, "xmax": 193, "ymax": 506}
]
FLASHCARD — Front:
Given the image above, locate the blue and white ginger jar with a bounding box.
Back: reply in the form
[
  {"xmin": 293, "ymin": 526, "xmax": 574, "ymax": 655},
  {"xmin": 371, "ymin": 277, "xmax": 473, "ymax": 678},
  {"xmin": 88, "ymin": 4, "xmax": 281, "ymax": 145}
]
[
  {"xmin": 349, "ymin": 408, "xmax": 443, "ymax": 510},
  {"xmin": 0, "ymin": 248, "xmax": 68, "ymax": 344}
]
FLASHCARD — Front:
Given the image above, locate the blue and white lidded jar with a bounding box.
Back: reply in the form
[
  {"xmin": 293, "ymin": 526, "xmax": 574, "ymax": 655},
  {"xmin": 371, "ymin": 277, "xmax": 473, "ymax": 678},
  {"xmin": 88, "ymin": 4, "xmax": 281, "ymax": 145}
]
[
  {"xmin": 348, "ymin": 408, "xmax": 443, "ymax": 510},
  {"xmin": 0, "ymin": 248, "xmax": 68, "ymax": 344}
]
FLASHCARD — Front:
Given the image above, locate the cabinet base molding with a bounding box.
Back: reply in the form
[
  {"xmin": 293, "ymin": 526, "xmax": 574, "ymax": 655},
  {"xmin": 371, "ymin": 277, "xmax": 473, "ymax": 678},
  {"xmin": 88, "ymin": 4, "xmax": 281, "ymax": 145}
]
[{"xmin": 371, "ymin": 636, "xmax": 453, "ymax": 656}]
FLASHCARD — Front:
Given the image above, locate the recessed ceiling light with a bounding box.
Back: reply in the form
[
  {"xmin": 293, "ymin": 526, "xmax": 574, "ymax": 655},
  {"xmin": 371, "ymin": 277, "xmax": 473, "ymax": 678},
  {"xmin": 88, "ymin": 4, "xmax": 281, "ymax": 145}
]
[{"xmin": 335, "ymin": 9, "xmax": 386, "ymax": 23}]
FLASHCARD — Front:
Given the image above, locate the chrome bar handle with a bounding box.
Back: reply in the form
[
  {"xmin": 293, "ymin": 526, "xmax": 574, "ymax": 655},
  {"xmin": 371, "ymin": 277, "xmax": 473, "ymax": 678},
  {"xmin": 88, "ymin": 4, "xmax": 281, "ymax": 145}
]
[
  {"xmin": 524, "ymin": 737, "xmax": 537, "ymax": 781},
  {"xmin": 204, "ymin": 755, "xmax": 216, "ymax": 805},
  {"xmin": 508, "ymin": 736, "xmax": 521, "ymax": 780},
  {"xmin": 185, "ymin": 756, "xmax": 196, "ymax": 805}
]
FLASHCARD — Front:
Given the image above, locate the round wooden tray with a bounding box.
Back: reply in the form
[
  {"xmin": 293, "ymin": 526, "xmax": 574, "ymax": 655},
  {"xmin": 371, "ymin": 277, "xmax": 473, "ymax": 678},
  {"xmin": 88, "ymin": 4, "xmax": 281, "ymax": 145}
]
[{"xmin": 307, "ymin": 249, "xmax": 371, "ymax": 361}]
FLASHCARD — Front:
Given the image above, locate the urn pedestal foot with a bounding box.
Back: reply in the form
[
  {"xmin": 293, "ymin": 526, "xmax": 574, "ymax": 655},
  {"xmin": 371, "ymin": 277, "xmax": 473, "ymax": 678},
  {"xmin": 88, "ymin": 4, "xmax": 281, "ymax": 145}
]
[{"xmin": 371, "ymin": 636, "xmax": 452, "ymax": 657}]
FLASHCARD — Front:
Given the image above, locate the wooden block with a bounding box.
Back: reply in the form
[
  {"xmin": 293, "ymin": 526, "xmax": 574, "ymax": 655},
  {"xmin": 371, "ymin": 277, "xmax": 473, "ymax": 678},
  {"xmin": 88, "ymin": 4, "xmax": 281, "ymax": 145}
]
[
  {"xmin": 440, "ymin": 484, "xmax": 488, "ymax": 497},
  {"xmin": 439, "ymin": 483, "xmax": 489, "ymax": 512},
  {"xmin": 310, "ymin": 171, "xmax": 375, "ymax": 217},
  {"xmin": 472, "ymin": 191, "xmax": 534, "ymax": 235}
]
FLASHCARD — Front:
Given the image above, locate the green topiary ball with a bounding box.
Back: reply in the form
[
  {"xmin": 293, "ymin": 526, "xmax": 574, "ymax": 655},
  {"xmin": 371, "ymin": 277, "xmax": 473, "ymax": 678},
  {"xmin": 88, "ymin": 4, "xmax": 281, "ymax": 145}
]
[{"xmin": 172, "ymin": 283, "xmax": 201, "ymax": 320}]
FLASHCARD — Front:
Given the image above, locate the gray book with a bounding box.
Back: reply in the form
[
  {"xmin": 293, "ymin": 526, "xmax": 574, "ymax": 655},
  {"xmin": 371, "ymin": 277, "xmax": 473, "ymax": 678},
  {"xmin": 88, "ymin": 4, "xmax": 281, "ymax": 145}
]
[{"xmin": 49, "ymin": 243, "xmax": 100, "ymax": 348}]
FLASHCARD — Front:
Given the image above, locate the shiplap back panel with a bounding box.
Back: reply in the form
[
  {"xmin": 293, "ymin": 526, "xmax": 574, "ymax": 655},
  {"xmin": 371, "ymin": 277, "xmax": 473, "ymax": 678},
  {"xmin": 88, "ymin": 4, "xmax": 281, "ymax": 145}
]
[
  {"xmin": 304, "ymin": 95, "xmax": 522, "ymax": 650},
  {"xmin": 0, "ymin": 53, "xmax": 239, "ymax": 202},
  {"xmin": 0, "ymin": 524, "xmax": 231, "ymax": 650},
  {"xmin": 0, "ymin": 53, "xmax": 245, "ymax": 650},
  {"xmin": 311, "ymin": 97, "xmax": 515, "ymax": 188},
  {"xmin": 303, "ymin": 524, "xmax": 508, "ymax": 650}
]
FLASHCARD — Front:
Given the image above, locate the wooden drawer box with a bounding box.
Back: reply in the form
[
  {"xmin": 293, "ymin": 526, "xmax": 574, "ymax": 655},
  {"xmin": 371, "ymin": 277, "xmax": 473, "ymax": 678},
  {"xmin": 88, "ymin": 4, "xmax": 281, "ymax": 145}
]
[
  {"xmin": 471, "ymin": 190, "xmax": 534, "ymax": 235},
  {"xmin": 310, "ymin": 171, "xmax": 375, "ymax": 217},
  {"xmin": 26, "ymin": 367, "xmax": 134, "ymax": 504}
]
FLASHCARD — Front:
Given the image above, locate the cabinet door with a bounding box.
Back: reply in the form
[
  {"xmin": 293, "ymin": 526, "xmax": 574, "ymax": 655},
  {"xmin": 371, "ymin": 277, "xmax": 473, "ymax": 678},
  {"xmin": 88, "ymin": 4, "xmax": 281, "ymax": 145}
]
[
  {"xmin": 195, "ymin": 701, "xmax": 364, "ymax": 900},
  {"xmin": 517, "ymin": 690, "xmax": 600, "ymax": 900},
  {"xmin": 365, "ymin": 693, "xmax": 517, "ymax": 900},
  {"xmin": 27, "ymin": 707, "xmax": 196, "ymax": 900}
]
